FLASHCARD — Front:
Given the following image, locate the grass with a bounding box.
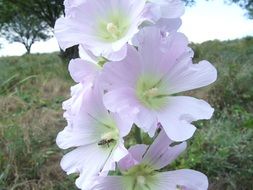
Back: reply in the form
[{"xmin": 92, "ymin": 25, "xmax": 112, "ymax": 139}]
[
  {"xmin": 0, "ymin": 37, "xmax": 253, "ymax": 190},
  {"xmin": 0, "ymin": 53, "xmax": 77, "ymax": 189}
]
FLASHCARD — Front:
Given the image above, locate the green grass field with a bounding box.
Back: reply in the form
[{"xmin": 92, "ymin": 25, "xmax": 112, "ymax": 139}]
[{"xmin": 0, "ymin": 37, "xmax": 253, "ymax": 190}]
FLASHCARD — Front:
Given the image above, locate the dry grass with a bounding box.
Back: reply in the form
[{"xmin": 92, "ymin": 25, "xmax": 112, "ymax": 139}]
[{"xmin": 0, "ymin": 53, "xmax": 76, "ymax": 189}]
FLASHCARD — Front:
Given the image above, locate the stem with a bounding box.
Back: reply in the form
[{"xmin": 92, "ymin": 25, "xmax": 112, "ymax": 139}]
[{"xmin": 134, "ymin": 125, "xmax": 142, "ymax": 144}]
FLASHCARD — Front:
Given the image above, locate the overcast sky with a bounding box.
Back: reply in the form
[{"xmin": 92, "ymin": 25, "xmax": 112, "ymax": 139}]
[{"xmin": 0, "ymin": 0, "xmax": 253, "ymax": 57}]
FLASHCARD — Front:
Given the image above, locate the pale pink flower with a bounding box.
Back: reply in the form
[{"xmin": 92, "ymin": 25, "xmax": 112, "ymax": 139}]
[
  {"xmin": 57, "ymin": 59, "xmax": 132, "ymax": 189},
  {"xmin": 144, "ymin": 0, "xmax": 185, "ymax": 22},
  {"xmin": 55, "ymin": 0, "xmax": 147, "ymax": 61},
  {"xmin": 91, "ymin": 130, "xmax": 208, "ymax": 190},
  {"xmin": 102, "ymin": 27, "xmax": 217, "ymax": 141}
]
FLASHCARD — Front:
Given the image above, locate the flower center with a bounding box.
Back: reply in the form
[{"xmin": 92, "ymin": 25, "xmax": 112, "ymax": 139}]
[
  {"xmin": 136, "ymin": 75, "xmax": 169, "ymax": 110},
  {"xmin": 123, "ymin": 164, "xmax": 154, "ymax": 176},
  {"xmin": 143, "ymin": 87, "xmax": 159, "ymax": 98},
  {"xmin": 97, "ymin": 12, "xmax": 130, "ymax": 42},
  {"xmin": 136, "ymin": 176, "xmax": 146, "ymax": 185},
  {"xmin": 98, "ymin": 126, "xmax": 119, "ymax": 148},
  {"xmin": 122, "ymin": 164, "xmax": 156, "ymax": 190},
  {"xmin": 106, "ymin": 22, "xmax": 118, "ymax": 34},
  {"xmin": 101, "ymin": 130, "xmax": 118, "ymax": 141}
]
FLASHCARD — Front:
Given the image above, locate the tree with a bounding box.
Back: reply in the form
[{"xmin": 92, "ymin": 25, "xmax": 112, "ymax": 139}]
[
  {"xmin": 5, "ymin": 0, "xmax": 79, "ymax": 59},
  {"xmin": 0, "ymin": 15, "xmax": 51, "ymax": 54},
  {"xmin": 0, "ymin": 1, "xmax": 52, "ymax": 54},
  {"xmin": 228, "ymin": 0, "xmax": 253, "ymax": 18},
  {"xmin": 7, "ymin": 0, "xmax": 64, "ymax": 29}
]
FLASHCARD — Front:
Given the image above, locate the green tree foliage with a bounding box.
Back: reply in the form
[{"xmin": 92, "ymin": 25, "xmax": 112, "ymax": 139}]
[
  {"xmin": 228, "ymin": 0, "xmax": 253, "ymax": 18},
  {"xmin": 0, "ymin": 1, "xmax": 52, "ymax": 54},
  {"xmin": 4, "ymin": 0, "xmax": 79, "ymax": 59},
  {"xmin": 1, "ymin": 16, "xmax": 50, "ymax": 54},
  {"xmin": 6, "ymin": 0, "xmax": 64, "ymax": 28}
]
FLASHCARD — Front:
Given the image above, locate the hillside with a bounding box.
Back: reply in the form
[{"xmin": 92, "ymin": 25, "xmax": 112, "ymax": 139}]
[{"xmin": 0, "ymin": 37, "xmax": 253, "ymax": 190}]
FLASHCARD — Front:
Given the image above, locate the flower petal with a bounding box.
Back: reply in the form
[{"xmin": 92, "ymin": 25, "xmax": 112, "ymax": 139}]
[
  {"xmin": 155, "ymin": 18, "xmax": 182, "ymax": 33},
  {"xmin": 56, "ymin": 125, "xmax": 100, "ymax": 149},
  {"xmin": 54, "ymin": 17, "xmax": 89, "ymax": 50},
  {"xmin": 165, "ymin": 59, "xmax": 218, "ymax": 94},
  {"xmin": 101, "ymin": 45, "xmax": 142, "ymax": 90},
  {"xmin": 56, "ymin": 0, "xmax": 147, "ymax": 60},
  {"xmin": 154, "ymin": 169, "xmax": 208, "ymax": 190},
  {"xmin": 142, "ymin": 130, "xmax": 186, "ymax": 169},
  {"xmin": 134, "ymin": 107, "xmax": 158, "ymax": 133},
  {"xmin": 90, "ymin": 176, "xmax": 133, "ymax": 190},
  {"xmin": 149, "ymin": 0, "xmax": 185, "ymax": 19},
  {"xmin": 153, "ymin": 142, "xmax": 186, "ymax": 170},
  {"xmin": 112, "ymin": 141, "xmax": 129, "ymax": 162},
  {"xmin": 68, "ymin": 58, "xmax": 100, "ymax": 83},
  {"xmin": 158, "ymin": 96, "xmax": 214, "ymax": 141},
  {"xmin": 102, "ymin": 44, "xmax": 128, "ymax": 61},
  {"xmin": 103, "ymin": 87, "xmax": 140, "ymax": 121},
  {"xmin": 118, "ymin": 144, "xmax": 148, "ymax": 171},
  {"xmin": 133, "ymin": 28, "xmax": 189, "ymax": 77},
  {"xmin": 60, "ymin": 144, "xmax": 111, "ymax": 175},
  {"xmin": 113, "ymin": 113, "xmax": 133, "ymax": 137}
]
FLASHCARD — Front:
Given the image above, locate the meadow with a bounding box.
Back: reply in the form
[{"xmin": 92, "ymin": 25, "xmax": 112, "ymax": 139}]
[{"xmin": 0, "ymin": 37, "xmax": 252, "ymax": 190}]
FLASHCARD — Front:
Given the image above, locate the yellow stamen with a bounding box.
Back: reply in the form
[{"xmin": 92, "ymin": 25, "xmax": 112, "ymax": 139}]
[
  {"xmin": 143, "ymin": 87, "xmax": 158, "ymax": 98},
  {"xmin": 137, "ymin": 176, "xmax": 146, "ymax": 185},
  {"xmin": 106, "ymin": 22, "xmax": 118, "ymax": 34}
]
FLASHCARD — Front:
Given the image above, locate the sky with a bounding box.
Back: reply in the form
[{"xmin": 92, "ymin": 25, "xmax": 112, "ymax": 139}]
[{"xmin": 0, "ymin": 0, "xmax": 252, "ymax": 57}]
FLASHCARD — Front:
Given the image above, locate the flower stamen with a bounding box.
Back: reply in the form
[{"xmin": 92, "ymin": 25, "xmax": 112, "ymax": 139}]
[
  {"xmin": 106, "ymin": 22, "xmax": 118, "ymax": 34},
  {"xmin": 143, "ymin": 87, "xmax": 159, "ymax": 98}
]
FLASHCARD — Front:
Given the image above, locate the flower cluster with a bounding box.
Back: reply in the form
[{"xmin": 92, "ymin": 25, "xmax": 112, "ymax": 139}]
[{"xmin": 55, "ymin": 0, "xmax": 217, "ymax": 189}]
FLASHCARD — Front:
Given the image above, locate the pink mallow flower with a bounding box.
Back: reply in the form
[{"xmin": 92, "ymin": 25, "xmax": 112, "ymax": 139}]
[
  {"xmin": 91, "ymin": 130, "xmax": 208, "ymax": 190},
  {"xmin": 149, "ymin": 0, "xmax": 185, "ymax": 19},
  {"xmin": 55, "ymin": 0, "xmax": 147, "ymax": 61},
  {"xmin": 102, "ymin": 27, "xmax": 217, "ymax": 141},
  {"xmin": 143, "ymin": 0, "xmax": 185, "ymax": 22},
  {"xmin": 62, "ymin": 58, "xmax": 101, "ymax": 128},
  {"xmin": 57, "ymin": 59, "xmax": 132, "ymax": 190}
]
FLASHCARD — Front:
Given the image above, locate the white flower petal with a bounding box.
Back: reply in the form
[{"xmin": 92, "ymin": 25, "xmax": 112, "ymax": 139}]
[
  {"xmin": 158, "ymin": 96, "xmax": 214, "ymax": 141},
  {"xmin": 56, "ymin": 126, "xmax": 100, "ymax": 149},
  {"xmin": 118, "ymin": 144, "xmax": 148, "ymax": 171},
  {"xmin": 68, "ymin": 58, "xmax": 100, "ymax": 83},
  {"xmin": 166, "ymin": 59, "xmax": 218, "ymax": 94},
  {"xmin": 154, "ymin": 169, "xmax": 209, "ymax": 190},
  {"xmin": 90, "ymin": 176, "xmax": 133, "ymax": 190},
  {"xmin": 78, "ymin": 45, "xmax": 99, "ymax": 64},
  {"xmin": 134, "ymin": 107, "xmax": 158, "ymax": 133},
  {"xmin": 103, "ymin": 87, "xmax": 140, "ymax": 121},
  {"xmin": 112, "ymin": 142, "xmax": 129, "ymax": 162},
  {"xmin": 113, "ymin": 113, "xmax": 133, "ymax": 138},
  {"xmin": 149, "ymin": 0, "xmax": 185, "ymax": 19},
  {"xmin": 142, "ymin": 130, "xmax": 186, "ymax": 169},
  {"xmin": 101, "ymin": 45, "xmax": 142, "ymax": 90},
  {"xmin": 153, "ymin": 142, "xmax": 186, "ymax": 170},
  {"xmin": 155, "ymin": 18, "xmax": 182, "ymax": 33},
  {"xmin": 60, "ymin": 144, "xmax": 110, "ymax": 175},
  {"xmin": 55, "ymin": 0, "xmax": 147, "ymax": 60},
  {"xmin": 54, "ymin": 17, "xmax": 89, "ymax": 51}
]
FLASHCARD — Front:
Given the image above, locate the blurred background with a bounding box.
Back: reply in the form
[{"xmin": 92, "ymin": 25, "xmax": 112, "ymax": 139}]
[{"xmin": 0, "ymin": 0, "xmax": 252, "ymax": 189}]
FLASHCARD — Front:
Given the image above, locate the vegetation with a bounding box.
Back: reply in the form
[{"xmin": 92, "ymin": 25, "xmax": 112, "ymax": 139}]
[
  {"xmin": 0, "ymin": 0, "xmax": 78, "ymax": 58},
  {"xmin": 4, "ymin": 0, "xmax": 64, "ymax": 29},
  {"xmin": 0, "ymin": 37, "xmax": 253, "ymax": 189},
  {"xmin": 229, "ymin": 0, "xmax": 253, "ymax": 18},
  {"xmin": 0, "ymin": 1, "xmax": 52, "ymax": 54}
]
